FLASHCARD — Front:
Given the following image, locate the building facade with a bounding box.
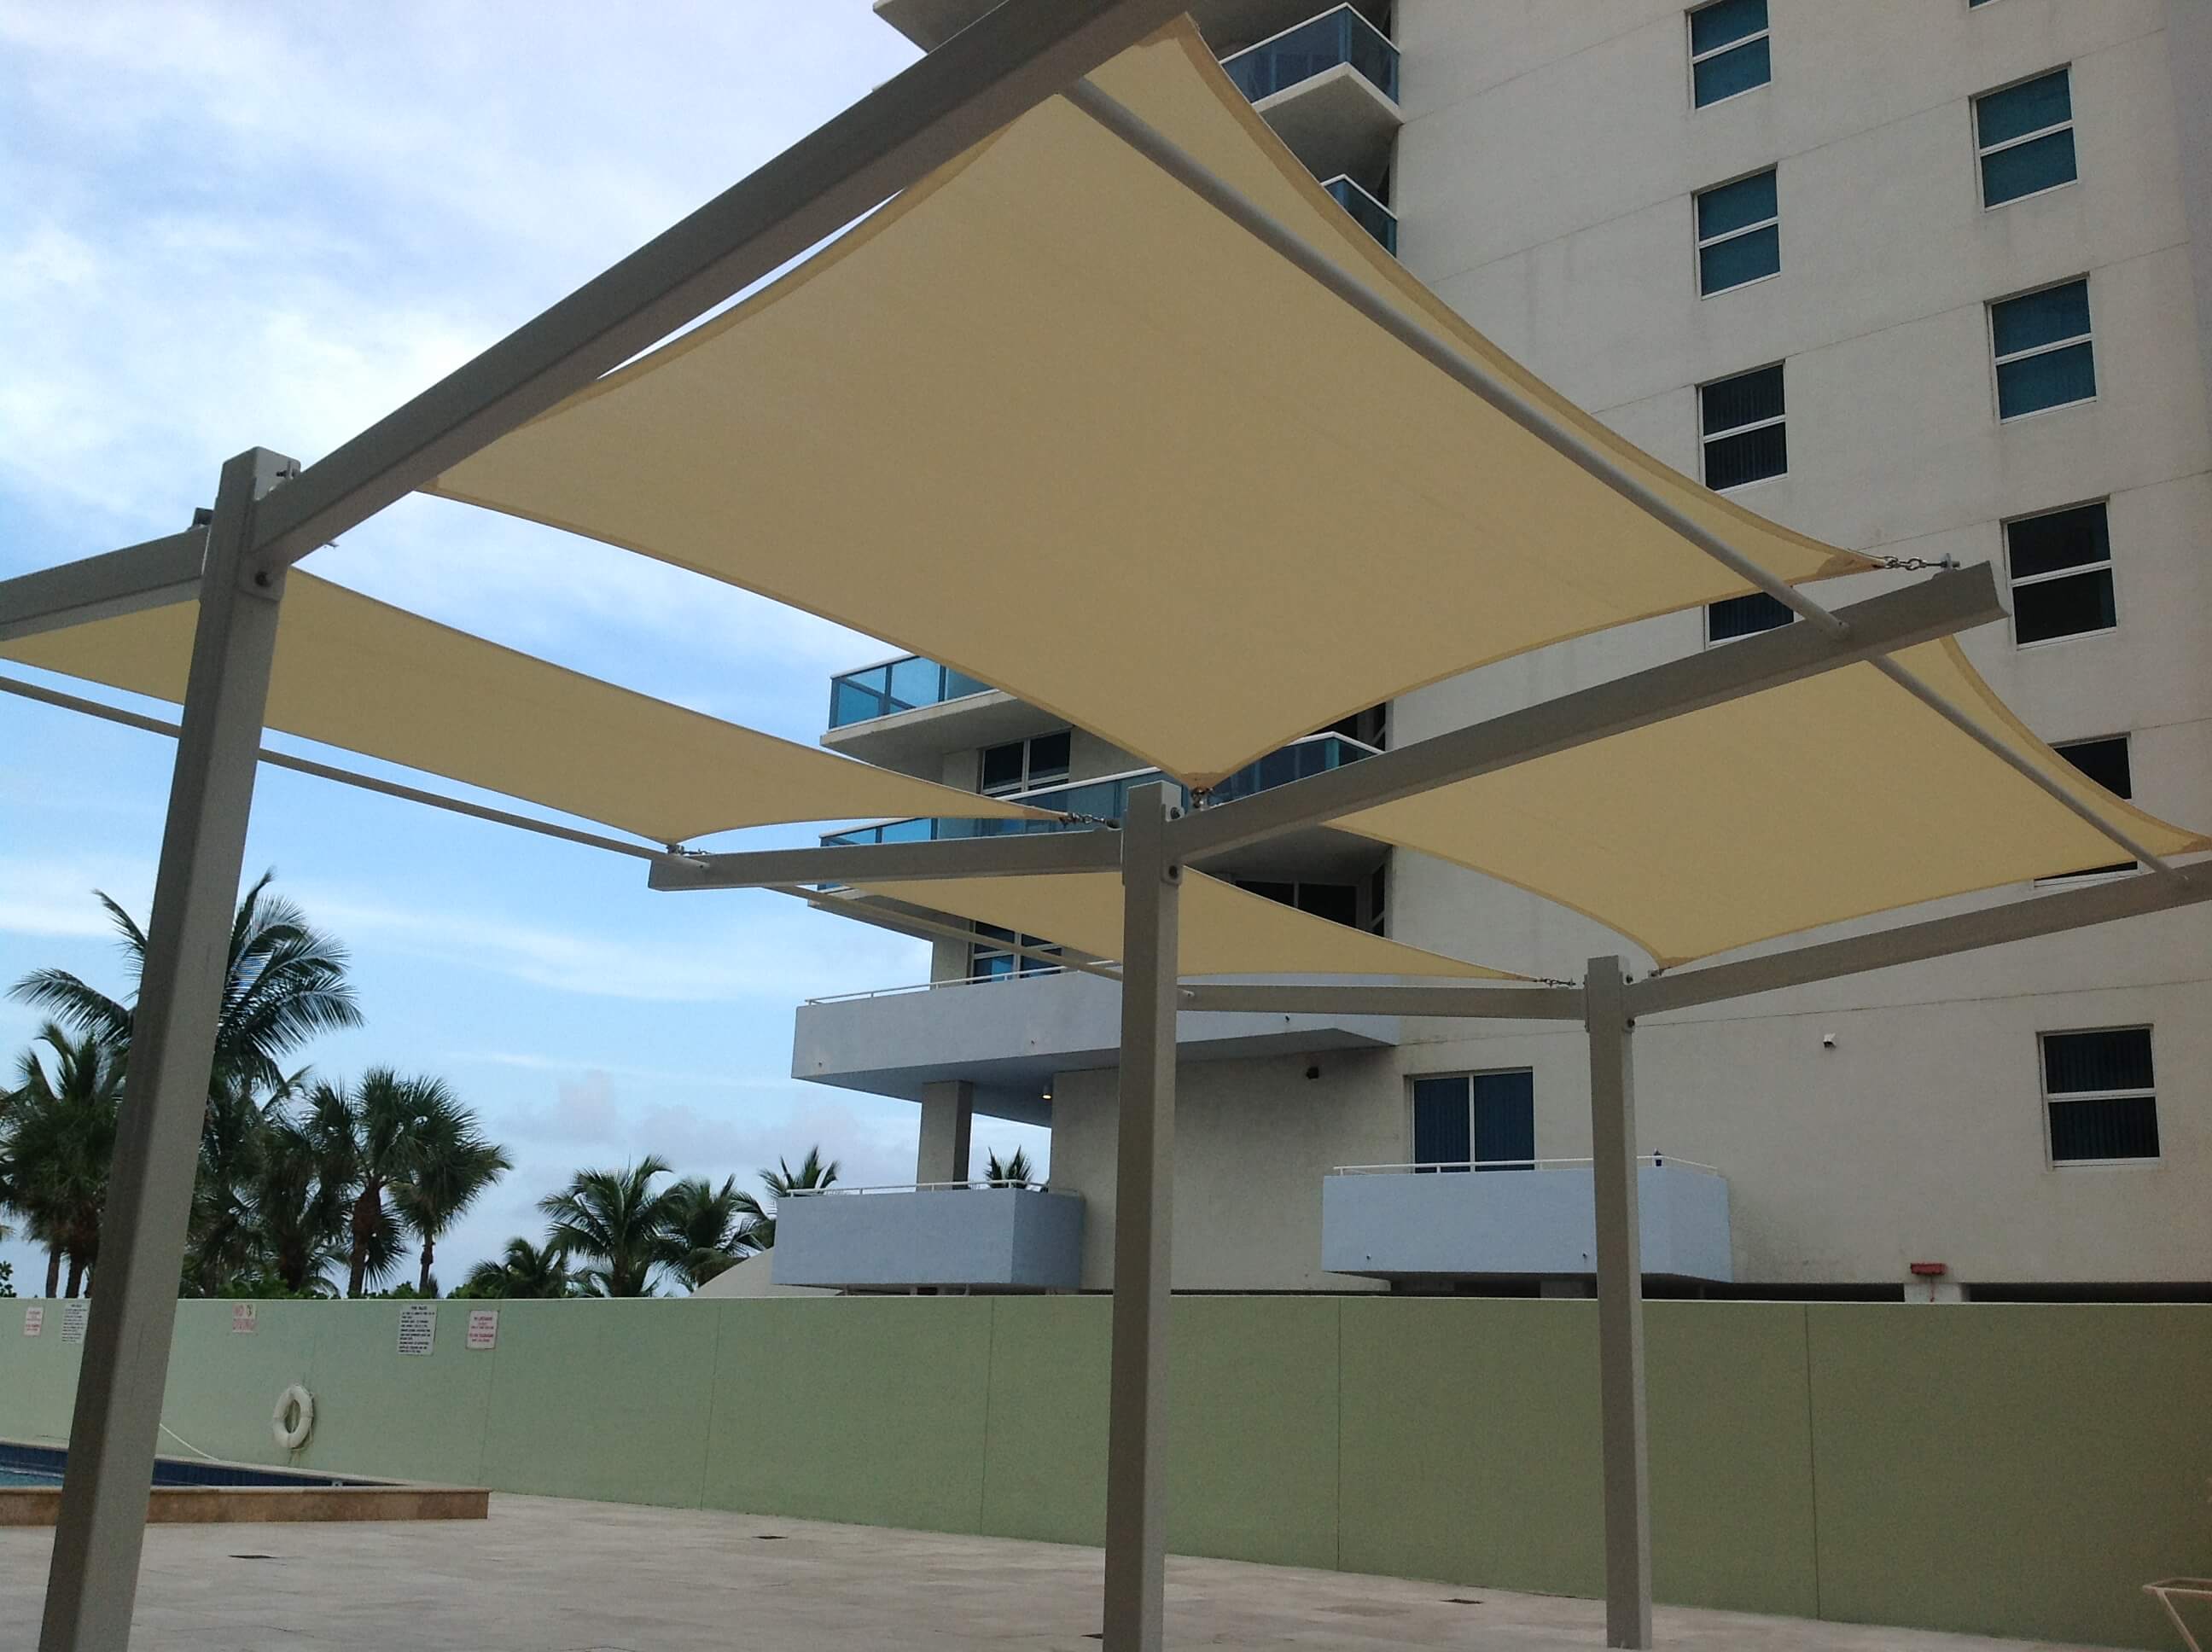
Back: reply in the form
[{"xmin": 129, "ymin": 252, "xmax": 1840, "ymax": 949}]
[{"xmin": 782, "ymin": 0, "xmax": 2212, "ymax": 1301}]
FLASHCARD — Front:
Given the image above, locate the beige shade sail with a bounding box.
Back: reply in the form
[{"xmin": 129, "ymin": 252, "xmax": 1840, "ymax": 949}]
[
  {"xmin": 0, "ymin": 574, "xmax": 1045, "ymax": 844},
  {"xmin": 1337, "ymin": 639, "xmax": 2212, "ymax": 967},
  {"xmin": 431, "ymin": 20, "xmax": 1872, "ymax": 789},
  {"xmin": 853, "ymin": 868, "xmax": 1521, "ymax": 980}
]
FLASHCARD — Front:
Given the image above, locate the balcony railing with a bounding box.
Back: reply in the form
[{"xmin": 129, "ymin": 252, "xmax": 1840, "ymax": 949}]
[
  {"xmin": 776, "ymin": 1182, "xmax": 1084, "ymax": 1291},
  {"xmin": 1321, "ymin": 1157, "xmax": 1734, "ymax": 1281},
  {"xmin": 1221, "ymin": 4, "xmax": 1400, "ymax": 105},
  {"xmin": 829, "ymin": 653, "xmax": 994, "ymax": 730},
  {"xmin": 1322, "ymin": 174, "xmax": 1397, "ymax": 255},
  {"xmin": 820, "ymin": 732, "xmax": 1379, "ymax": 851}
]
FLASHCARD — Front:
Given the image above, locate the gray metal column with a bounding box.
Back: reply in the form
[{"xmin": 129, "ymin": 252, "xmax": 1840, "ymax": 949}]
[
  {"xmin": 1101, "ymin": 782, "xmax": 1182, "ymax": 1652},
  {"xmin": 40, "ymin": 447, "xmax": 294, "ymax": 1652},
  {"xmin": 1586, "ymin": 955, "xmax": 1652, "ymax": 1649}
]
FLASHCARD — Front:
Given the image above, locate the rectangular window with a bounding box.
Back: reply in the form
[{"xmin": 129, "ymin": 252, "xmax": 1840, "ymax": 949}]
[
  {"xmin": 969, "ymin": 922, "xmax": 1061, "ymax": 981},
  {"xmin": 1701, "ymin": 364, "xmax": 1786, "ymax": 488},
  {"xmin": 2051, "ymin": 734, "xmax": 2134, "ymax": 878},
  {"xmin": 2006, "ymin": 501, "xmax": 2114, "ymax": 644},
  {"xmin": 1992, "ymin": 279, "xmax": 2095, "ymax": 419},
  {"xmin": 1976, "ymin": 68, "xmax": 2075, "ymax": 206},
  {"xmin": 1689, "ymin": 0, "xmax": 1770, "ymax": 107},
  {"xmin": 1234, "ymin": 877, "xmax": 1361, "ymax": 930},
  {"xmin": 1706, "ymin": 590, "xmax": 1795, "ymax": 643},
  {"xmin": 2042, "ymin": 1027, "xmax": 2158, "ymax": 1163},
  {"xmin": 979, "ymin": 729, "xmax": 1073, "ymax": 796},
  {"xmin": 1411, "ymin": 1072, "xmax": 1535, "ymax": 1172},
  {"xmin": 1697, "ymin": 169, "xmax": 1779, "ymax": 294}
]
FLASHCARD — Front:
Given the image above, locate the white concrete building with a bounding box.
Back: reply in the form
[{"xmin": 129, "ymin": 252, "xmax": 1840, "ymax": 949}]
[{"xmin": 780, "ymin": 0, "xmax": 2212, "ymax": 1302}]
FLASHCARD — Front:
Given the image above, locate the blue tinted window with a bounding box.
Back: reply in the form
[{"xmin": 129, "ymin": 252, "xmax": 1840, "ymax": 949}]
[
  {"xmin": 1992, "ymin": 281, "xmax": 2089, "ymax": 356},
  {"xmin": 1697, "ymin": 170, "xmax": 1776, "ymax": 238},
  {"xmin": 1707, "ymin": 590, "xmax": 1794, "ymax": 643},
  {"xmin": 1701, "ymin": 226, "xmax": 1779, "ymax": 294},
  {"xmin": 1976, "ymin": 68, "xmax": 2070, "ymax": 148},
  {"xmin": 1998, "ymin": 344, "xmax": 2095, "ymax": 418},
  {"xmin": 1993, "ymin": 282, "xmax": 2093, "ymax": 418},
  {"xmin": 1412, "ymin": 1077, "xmax": 1471, "ymax": 1171},
  {"xmin": 1977, "ymin": 69, "xmax": 2075, "ymax": 206},
  {"xmin": 1690, "ymin": 0, "xmax": 1765, "ymax": 55},
  {"xmin": 1701, "ymin": 364, "xmax": 1786, "ymax": 487},
  {"xmin": 1471, "ymin": 1072, "xmax": 1535, "ymax": 1171},
  {"xmin": 1693, "ymin": 36, "xmax": 1770, "ymax": 106}
]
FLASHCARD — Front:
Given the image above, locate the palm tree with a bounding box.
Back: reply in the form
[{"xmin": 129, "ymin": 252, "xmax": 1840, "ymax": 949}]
[
  {"xmin": 539, "ymin": 1157, "xmax": 680, "ymax": 1297},
  {"xmin": 183, "ymin": 1073, "xmax": 303, "ymax": 1297},
  {"xmin": 1, "ymin": 1024, "xmax": 125, "ymax": 1296},
  {"xmin": 10, "ymin": 870, "xmax": 361, "ymax": 1100},
  {"xmin": 982, "ymin": 1146, "xmax": 1039, "ymax": 1190},
  {"xmin": 315, "ymin": 1068, "xmax": 505, "ymax": 1297},
  {"xmin": 462, "ymin": 1236, "xmax": 574, "ymax": 1300},
  {"xmin": 661, "ymin": 1175, "xmax": 753, "ymax": 1290},
  {"xmin": 392, "ymin": 1103, "xmax": 511, "ymax": 1295},
  {"xmin": 251, "ymin": 1093, "xmax": 354, "ymax": 1295},
  {"xmin": 730, "ymin": 1145, "xmax": 839, "ymax": 1252}
]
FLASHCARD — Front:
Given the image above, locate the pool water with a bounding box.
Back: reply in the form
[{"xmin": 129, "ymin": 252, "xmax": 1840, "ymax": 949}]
[{"xmin": 0, "ymin": 1442, "xmax": 379, "ymax": 1490}]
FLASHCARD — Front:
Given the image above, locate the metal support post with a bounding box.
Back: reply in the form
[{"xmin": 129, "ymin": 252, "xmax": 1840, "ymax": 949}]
[
  {"xmin": 1101, "ymin": 782, "xmax": 1182, "ymax": 1652},
  {"xmin": 1586, "ymin": 955, "xmax": 1653, "ymax": 1649},
  {"xmin": 39, "ymin": 447, "xmax": 294, "ymax": 1652}
]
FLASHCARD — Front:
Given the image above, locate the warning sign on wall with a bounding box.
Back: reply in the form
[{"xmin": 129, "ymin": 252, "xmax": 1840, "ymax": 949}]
[
  {"xmin": 232, "ymin": 1303, "xmax": 259, "ymax": 1335},
  {"xmin": 21, "ymin": 1306, "xmax": 43, "ymax": 1337},
  {"xmin": 396, "ymin": 1302, "xmax": 437, "ymax": 1357},
  {"xmin": 465, "ymin": 1308, "xmax": 499, "ymax": 1351},
  {"xmin": 59, "ymin": 1300, "xmax": 89, "ymax": 1345}
]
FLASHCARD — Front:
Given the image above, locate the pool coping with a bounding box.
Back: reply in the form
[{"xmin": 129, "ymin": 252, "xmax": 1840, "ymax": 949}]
[{"xmin": 0, "ymin": 1438, "xmax": 489, "ymax": 1527}]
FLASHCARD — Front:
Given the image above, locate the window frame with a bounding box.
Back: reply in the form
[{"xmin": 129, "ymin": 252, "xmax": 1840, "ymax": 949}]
[
  {"xmin": 1989, "ymin": 276, "xmax": 2096, "ymax": 422},
  {"xmin": 1407, "ymin": 1068, "xmax": 1537, "ymax": 1172},
  {"xmin": 978, "ymin": 729, "xmax": 1074, "ymax": 798},
  {"xmin": 1698, "ymin": 361, "xmax": 1789, "ymax": 490},
  {"xmin": 2040, "ymin": 732, "xmax": 2138, "ymax": 882},
  {"xmin": 2004, "ymin": 499, "xmax": 2116, "ymax": 649},
  {"xmin": 968, "ymin": 922, "xmax": 1063, "ymax": 983},
  {"xmin": 1974, "ymin": 65, "xmax": 2076, "ymax": 210},
  {"xmin": 1686, "ymin": 0, "xmax": 1772, "ymax": 110},
  {"xmin": 1694, "ymin": 166, "xmax": 1781, "ymax": 297},
  {"xmin": 1703, "ymin": 590, "xmax": 1796, "ymax": 649},
  {"xmin": 2040, "ymin": 1025, "xmax": 2160, "ymax": 1167}
]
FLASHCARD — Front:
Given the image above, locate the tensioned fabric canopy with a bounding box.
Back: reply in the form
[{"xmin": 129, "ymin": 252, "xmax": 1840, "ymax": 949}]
[
  {"xmin": 1336, "ymin": 639, "xmax": 2211, "ymax": 966},
  {"xmin": 0, "ymin": 572, "xmax": 1044, "ymax": 844},
  {"xmin": 431, "ymin": 20, "xmax": 1873, "ymax": 789},
  {"xmin": 852, "ymin": 870, "xmax": 1520, "ymax": 980}
]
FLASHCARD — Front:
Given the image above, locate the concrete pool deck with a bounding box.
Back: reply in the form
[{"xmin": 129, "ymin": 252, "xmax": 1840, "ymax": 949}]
[{"xmin": 0, "ymin": 1493, "xmax": 2111, "ymax": 1652}]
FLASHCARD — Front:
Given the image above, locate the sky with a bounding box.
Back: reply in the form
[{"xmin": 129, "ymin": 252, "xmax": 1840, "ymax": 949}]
[{"xmin": 0, "ymin": 1, "xmax": 1050, "ymax": 1293}]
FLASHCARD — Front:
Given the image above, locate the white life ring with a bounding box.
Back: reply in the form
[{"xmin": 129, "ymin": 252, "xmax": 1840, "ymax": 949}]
[{"xmin": 271, "ymin": 1384, "xmax": 314, "ymax": 1451}]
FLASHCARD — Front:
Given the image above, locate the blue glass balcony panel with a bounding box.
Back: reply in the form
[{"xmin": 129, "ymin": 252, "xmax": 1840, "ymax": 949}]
[
  {"xmin": 1221, "ymin": 6, "xmax": 1399, "ymax": 105},
  {"xmin": 827, "ymin": 654, "xmax": 997, "ymax": 729},
  {"xmin": 1323, "ymin": 176, "xmax": 1397, "ymax": 255},
  {"xmin": 819, "ymin": 736, "xmax": 1377, "ymax": 858}
]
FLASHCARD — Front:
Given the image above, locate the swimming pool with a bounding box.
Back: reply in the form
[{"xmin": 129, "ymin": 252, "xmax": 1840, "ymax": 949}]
[{"xmin": 0, "ymin": 1441, "xmax": 386, "ymax": 1491}]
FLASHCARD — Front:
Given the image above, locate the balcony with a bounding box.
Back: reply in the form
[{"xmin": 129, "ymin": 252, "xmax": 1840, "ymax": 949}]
[
  {"xmin": 829, "ymin": 653, "xmax": 994, "ymax": 729},
  {"xmin": 774, "ymin": 1183, "xmax": 1084, "ymax": 1292},
  {"xmin": 1321, "ymin": 1157, "xmax": 1735, "ymax": 1283},
  {"xmin": 1323, "ymin": 174, "xmax": 1396, "ymax": 255},
  {"xmin": 1220, "ymin": 5, "xmax": 1402, "ymax": 185},
  {"xmin": 795, "ymin": 967, "xmax": 1401, "ymax": 1110},
  {"xmin": 821, "ymin": 733, "xmax": 1381, "ymax": 852}
]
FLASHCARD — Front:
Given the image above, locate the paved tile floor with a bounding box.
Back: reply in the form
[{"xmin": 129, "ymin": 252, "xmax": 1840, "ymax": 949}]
[{"xmin": 0, "ymin": 1495, "xmax": 2089, "ymax": 1650}]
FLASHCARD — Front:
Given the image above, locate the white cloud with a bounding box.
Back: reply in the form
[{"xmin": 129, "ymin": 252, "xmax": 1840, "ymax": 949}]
[{"xmin": 0, "ymin": 852, "xmax": 154, "ymax": 941}]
